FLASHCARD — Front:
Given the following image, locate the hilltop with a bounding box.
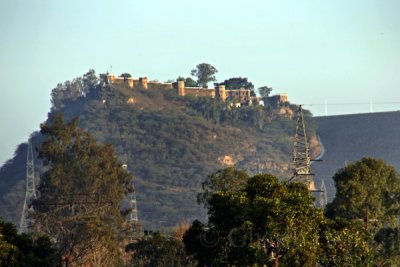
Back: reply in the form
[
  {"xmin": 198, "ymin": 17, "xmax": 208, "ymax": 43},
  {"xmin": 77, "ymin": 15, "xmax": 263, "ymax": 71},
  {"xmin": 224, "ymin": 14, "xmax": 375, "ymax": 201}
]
[{"xmin": 0, "ymin": 71, "xmax": 318, "ymax": 229}]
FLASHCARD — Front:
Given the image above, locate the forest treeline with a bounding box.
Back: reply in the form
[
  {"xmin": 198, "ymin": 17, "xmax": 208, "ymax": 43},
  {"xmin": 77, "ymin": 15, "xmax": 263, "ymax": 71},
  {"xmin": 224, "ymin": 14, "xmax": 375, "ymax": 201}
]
[{"xmin": 2, "ymin": 158, "xmax": 400, "ymax": 266}]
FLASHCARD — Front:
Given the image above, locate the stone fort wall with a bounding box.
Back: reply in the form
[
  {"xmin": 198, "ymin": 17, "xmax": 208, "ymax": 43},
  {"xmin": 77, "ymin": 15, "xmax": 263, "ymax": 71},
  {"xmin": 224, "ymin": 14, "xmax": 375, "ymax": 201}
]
[{"xmin": 106, "ymin": 74, "xmax": 287, "ymax": 106}]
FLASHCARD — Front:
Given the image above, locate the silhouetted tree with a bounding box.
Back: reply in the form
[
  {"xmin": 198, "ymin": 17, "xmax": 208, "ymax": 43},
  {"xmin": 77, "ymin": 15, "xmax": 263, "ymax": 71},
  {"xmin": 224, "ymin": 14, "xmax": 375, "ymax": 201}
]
[
  {"xmin": 191, "ymin": 63, "xmax": 218, "ymax": 88},
  {"xmin": 127, "ymin": 231, "xmax": 196, "ymax": 266},
  {"xmin": 0, "ymin": 219, "xmax": 57, "ymax": 266},
  {"xmin": 258, "ymin": 86, "xmax": 273, "ymax": 97},
  {"xmin": 223, "ymin": 77, "xmax": 254, "ymax": 90},
  {"xmin": 177, "ymin": 76, "xmax": 198, "ymax": 87}
]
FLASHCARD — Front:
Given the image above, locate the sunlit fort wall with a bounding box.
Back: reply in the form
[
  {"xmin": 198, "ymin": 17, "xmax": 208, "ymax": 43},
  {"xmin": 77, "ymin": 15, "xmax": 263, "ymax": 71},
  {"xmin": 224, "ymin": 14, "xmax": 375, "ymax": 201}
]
[{"xmin": 105, "ymin": 74, "xmax": 288, "ymax": 106}]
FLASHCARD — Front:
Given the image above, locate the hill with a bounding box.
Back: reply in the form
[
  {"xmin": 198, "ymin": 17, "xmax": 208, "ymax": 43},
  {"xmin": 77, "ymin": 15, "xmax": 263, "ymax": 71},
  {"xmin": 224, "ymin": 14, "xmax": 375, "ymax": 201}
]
[
  {"xmin": 313, "ymin": 111, "xmax": 400, "ymax": 202},
  {"xmin": 0, "ymin": 71, "xmax": 318, "ymax": 229}
]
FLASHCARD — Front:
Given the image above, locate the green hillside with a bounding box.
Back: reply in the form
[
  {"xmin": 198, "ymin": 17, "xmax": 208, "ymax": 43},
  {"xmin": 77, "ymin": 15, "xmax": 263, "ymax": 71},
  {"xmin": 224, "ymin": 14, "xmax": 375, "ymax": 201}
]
[{"xmin": 0, "ymin": 71, "xmax": 317, "ymax": 229}]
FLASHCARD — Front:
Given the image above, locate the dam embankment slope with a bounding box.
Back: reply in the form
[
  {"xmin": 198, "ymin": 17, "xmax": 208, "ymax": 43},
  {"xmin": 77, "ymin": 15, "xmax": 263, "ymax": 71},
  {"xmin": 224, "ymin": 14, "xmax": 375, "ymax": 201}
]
[{"xmin": 313, "ymin": 111, "xmax": 400, "ymax": 201}]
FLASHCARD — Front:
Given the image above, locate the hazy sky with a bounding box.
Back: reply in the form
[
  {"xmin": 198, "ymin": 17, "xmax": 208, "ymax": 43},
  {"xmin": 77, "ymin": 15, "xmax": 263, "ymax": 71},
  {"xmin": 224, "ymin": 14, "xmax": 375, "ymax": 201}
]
[{"xmin": 0, "ymin": 0, "xmax": 399, "ymax": 165}]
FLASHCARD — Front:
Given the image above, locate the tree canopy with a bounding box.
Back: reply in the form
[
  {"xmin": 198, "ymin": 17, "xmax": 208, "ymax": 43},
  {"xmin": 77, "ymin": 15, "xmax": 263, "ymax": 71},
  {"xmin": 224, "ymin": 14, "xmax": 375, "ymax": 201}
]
[
  {"xmin": 325, "ymin": 157, "xmax": 400, "ymax": 226},
  {"xmin": 184, "ymin": 167, "xmax": 380, "ymax": 266},
  {"xmin": 325, "ymin": 157, "xmax": 400, "ymax": 265},
  {"xmin": 223, "ymin": 77, "xmax": 254, "ymax": 90},
  {"xmin": 0, "ymin": 219, "xmax": 56, "ymax": 266},
  {"xmin": 258, "ymin": 86, "xmax": 273, "ymax": 98},
  {"xmin": 120, "ymin": 73, "xmax": 132, "ymax": 78},
  {"xmin": 190, "ymin": 63, "xmax": 218, "ymax": 88},
  {"xmin": 185, "ymin": 171, "xmax": 322, "ymax": 266},
  {"xmin": 318, "ymin": 218, "xmax": 372, "ymax": 266},
  {"xmin": 51, "ymin": 69, "xmax": 99, "ymax": 111},
  {"xmin": 197, "ymin": 167, "xmax": 249, "ymax": 208},
  {"xmin": 177, "ymin": 76, "xmax": 198, "ymax": 87},
  {"xmin": 126, "ymin": 231, "xmax": 196, "ymax": 266},
  {"xmin": 32, "ymin": 115, "xmax": 132, "ymax": 265}
]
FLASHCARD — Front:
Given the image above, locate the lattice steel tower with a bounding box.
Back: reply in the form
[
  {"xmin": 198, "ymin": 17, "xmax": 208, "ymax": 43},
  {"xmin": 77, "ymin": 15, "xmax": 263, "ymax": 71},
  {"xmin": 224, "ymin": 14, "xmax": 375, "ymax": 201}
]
[
  {"xmin": 319, "ymin": 179, "xmax": 328, "ymax": 208},
  {"xmin": 291, "ymin": 105, "xmax": 315, "ymax": 191},
  {"xmin": 19, "ymin": 139, "xmax": 37, "ymax": 233},
  {"xmin": 128, "ymin": 182, "xmax": 139, "ymax": 224},
  {"xmin": 122, "ymin": 163, "xmax": 139, "ymax": 227}
]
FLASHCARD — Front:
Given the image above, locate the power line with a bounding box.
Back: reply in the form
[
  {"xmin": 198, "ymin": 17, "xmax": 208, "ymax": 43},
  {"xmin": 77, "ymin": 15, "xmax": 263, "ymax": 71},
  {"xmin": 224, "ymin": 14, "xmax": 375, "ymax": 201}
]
[{"xmin": 302, "ymin": 101, "xmax": 400, "ymax": 106}]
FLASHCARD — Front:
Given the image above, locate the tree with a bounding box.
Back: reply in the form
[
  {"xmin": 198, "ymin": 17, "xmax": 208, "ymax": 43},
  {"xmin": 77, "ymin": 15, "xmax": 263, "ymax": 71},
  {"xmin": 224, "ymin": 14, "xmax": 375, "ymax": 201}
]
[
  {"xmin": 373, "ymin": 226, "xmax": 400, "ymax": 266},
  {"xmin": 83, "ymin": 69, "xmax": 99, "ymax": 93},
  {"xmin": 318, "ymin": 218, "xmax": 373, "ymax": 266},
  {"xmin": 126, "ymin": 231, "xmax": 196, "ymax": 267},
  {"xmin": 197, "ymin": 167, "xmax": 249, "ymax": 207},
  {"xmin": 223, "ymin": 77, "xmax": 254, "ymax": 90},
  {"xmin": 120, "ymin": 73, "xmax": 132, "ymax": 78},
  {"xmin": 33, "ymin": 115, "xmax": 132, "ymax": 265},
  {"xmin": 190, "ymin": 63, "xmax": 218, "ymax": 88},
  {"xmin": 177, "ymin": 76, "xmax": 198, "ymax": 87},
  {"xmin": 324, "ymin": 158, "xmax": 400, "ymax": 265},
  {"xmin": 258, "ymin": 86, "xmax": 273, "ymax": 98},
  {"xmin": 185, "ymin": 170, "xmax": 322, "ymax": 266},
  {"xmin": 325, "ymin": 157, "xmax": 400, "ymax": 227},
  {"xmin": 50, "ymin": 70, "xmax": 99, "ymax": 111},
  {"xmin": 0, "ymin": 219, "xmax": 57, "ymax": 266}
]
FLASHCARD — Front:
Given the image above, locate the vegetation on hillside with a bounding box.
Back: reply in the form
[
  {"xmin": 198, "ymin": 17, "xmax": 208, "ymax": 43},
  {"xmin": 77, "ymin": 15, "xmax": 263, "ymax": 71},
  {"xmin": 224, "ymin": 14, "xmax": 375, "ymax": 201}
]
[{"xmin": 0, "ymin": 69, "xmax": 316, "ymax": 230}]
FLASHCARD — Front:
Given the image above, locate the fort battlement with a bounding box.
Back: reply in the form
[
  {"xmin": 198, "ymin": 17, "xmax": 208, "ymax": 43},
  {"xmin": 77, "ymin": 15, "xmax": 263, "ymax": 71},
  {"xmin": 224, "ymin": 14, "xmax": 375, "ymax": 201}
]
[
  {"xmin": 105, "ymin": 73, "xmax": 288, "ymax": 106},
  {"xmin": 264, "ymin": 94, "xmax": 289, "ymax": 106},
  {"xmin": 106, "ymin": 74, "xmax": 173, "ymax": 90},
  {"xmin": 172, "ymin": 81, "xmax": 254, "ymax": 105}
]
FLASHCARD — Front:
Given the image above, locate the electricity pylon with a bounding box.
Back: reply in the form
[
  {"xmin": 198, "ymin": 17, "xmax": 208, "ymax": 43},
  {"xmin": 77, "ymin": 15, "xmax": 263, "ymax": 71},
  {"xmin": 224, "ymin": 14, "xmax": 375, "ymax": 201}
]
[
  {"xmin": 290, "ymin": 105, "xmax": 315, "ymax": 191},
  {"xmin": 122, "ymin": 163, "xmax": 139, "ymax": 229},
  {"xmin": 128, "ymin": 182, "xmax": 139, "ymax": 224},
  {"xmin": 319, "ymin": 179, "xmax": 328, "ymax": 208},
  {"xmin": 19, "ymin": 139, "xmax": 37, "ymax": 233}
]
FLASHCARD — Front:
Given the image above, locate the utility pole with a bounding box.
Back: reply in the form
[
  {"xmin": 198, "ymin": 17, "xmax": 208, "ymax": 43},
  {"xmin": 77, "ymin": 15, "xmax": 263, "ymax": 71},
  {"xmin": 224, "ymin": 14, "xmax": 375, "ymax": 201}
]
[
  {"xmin": 19, "ymin": 139, "xmax": 37, "ymax": 233},
  {"xmin": 364, "ymin": 203, "xmax": 378, "ymax": 230}
]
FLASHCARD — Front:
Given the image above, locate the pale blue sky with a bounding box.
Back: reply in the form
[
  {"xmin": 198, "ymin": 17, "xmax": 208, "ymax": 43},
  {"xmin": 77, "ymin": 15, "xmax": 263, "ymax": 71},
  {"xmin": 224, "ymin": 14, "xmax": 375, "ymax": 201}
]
[{"xmin": 0, "ymin": 0, "xmax": 399, "ymax": 164}]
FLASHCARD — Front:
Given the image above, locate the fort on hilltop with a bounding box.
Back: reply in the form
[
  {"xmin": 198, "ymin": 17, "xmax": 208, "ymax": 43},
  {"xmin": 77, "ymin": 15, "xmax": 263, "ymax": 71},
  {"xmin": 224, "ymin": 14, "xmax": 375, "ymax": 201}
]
[{"xmin": 104, "ymin": 73, "xmax": 289, "ymax": 107}]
